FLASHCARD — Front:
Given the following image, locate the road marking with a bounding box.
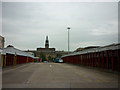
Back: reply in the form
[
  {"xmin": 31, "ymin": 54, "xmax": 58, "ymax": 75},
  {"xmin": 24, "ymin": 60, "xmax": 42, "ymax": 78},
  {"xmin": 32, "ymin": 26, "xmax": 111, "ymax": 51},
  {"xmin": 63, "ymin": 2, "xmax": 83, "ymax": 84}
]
[
  {"xmin": 24, "ymin": 79, "xmax": 30, "ymax": 84},
  {"xmin": 50, "ymin": 65, "xmax": 52, "ymax": 67}
]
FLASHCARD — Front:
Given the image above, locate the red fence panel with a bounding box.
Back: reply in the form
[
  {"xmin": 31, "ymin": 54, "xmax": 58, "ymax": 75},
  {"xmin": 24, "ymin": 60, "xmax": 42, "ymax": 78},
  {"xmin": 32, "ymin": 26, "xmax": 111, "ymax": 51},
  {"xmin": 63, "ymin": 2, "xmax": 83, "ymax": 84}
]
[
  {"xmin": 6, "ymin": 53, "xmax": 14, "ymax": 66},
  {"xmin": 61, "ymin": 48, "xmax": 119, "ymax": 72}
]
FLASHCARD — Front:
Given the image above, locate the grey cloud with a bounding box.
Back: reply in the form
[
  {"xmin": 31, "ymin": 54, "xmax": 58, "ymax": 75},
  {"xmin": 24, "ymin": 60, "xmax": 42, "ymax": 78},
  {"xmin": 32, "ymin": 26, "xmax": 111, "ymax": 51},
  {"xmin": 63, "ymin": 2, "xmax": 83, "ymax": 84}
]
[{"xmin": 2, "ymin": 2, "xmax": 118, "ymax": 51}]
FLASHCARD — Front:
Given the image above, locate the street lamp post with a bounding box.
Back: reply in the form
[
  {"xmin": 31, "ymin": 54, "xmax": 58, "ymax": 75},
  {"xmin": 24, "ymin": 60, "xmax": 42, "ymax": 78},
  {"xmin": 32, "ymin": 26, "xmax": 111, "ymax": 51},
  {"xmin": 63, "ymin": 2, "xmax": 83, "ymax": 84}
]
[{"xmin": 67, "ymin": 27, "xmax": 70, "ymax": 53}]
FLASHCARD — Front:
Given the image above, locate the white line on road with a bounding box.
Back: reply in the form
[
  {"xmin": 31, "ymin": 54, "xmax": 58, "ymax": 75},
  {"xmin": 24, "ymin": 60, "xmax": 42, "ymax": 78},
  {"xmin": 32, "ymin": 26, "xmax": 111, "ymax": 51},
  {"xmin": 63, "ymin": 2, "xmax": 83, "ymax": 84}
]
[
  {"xmin": 50, "ymin": 65, "xmax": 52, "ymax": 67},
  {"xmin": 24, "ymin": 79, "xmax": 30, "ymax": 84}
]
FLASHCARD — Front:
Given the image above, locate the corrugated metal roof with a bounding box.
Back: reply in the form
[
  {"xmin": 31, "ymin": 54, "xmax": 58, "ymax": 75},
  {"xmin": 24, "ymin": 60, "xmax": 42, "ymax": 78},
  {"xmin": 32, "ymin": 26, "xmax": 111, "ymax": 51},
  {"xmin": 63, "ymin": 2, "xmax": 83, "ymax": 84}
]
[
  {"xmin": 1, "ymin": 46, "xmax": 34, "ymax": 58},
  {"xmin": 62, "ymin": 43, "xmax": 120, "ymax": 58}
]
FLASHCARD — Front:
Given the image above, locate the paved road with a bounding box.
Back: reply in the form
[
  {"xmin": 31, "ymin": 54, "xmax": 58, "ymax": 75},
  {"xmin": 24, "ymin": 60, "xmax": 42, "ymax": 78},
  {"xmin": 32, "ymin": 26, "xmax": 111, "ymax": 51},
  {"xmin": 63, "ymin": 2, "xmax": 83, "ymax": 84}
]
[{"xmin": 2, "ymin": 63, "xmax": 118, "ymax": 88}]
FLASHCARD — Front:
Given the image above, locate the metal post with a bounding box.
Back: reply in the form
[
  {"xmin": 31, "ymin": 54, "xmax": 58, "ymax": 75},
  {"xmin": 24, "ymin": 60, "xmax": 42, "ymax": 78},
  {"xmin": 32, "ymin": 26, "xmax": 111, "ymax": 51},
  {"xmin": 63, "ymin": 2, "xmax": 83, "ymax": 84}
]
[
  {"xmin": 111, "ymin": 50, "xmax": 114, "ymax": 71},
  {"xmin": 14, "ymin": 52, "xmax": 17, "ymax": 66},
  {"xmin": 102, "ymin": 51, "xmax": 104, "ymax": 70},
  {"xmin": 106, "ymin": 51, "xmax": 109, "ymax": 69},
  {"xmin": 27, "ymin": 56, "xmax": 28, "ymax": 63},
  {"xmin": 4, "ymin": 55, "xmax": 6, "ymax": 67},
  {"xmin": 67, "ymin": 27, "xmax": 70, "ymax": 53},
  {"xmin": 98, "ymin": 52, "xmax": 100, "ymax": 68},
  {"xmin": 118, "ymin": 49, "xmax": 120, "ymax": 72}
]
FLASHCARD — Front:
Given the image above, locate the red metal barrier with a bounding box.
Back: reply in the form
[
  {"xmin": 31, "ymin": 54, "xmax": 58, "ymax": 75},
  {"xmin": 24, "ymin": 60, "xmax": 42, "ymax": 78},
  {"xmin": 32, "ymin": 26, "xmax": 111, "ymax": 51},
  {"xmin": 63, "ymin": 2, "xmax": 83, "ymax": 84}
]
[
  {"xmin": 88, "ymin": 53, "xmax": 91, "ymax": 66},
  {"xmin": 98, "ymin": 52, "xmax": 101, "ymax": 68},
  {"xmin": 106, "ymin": 51, "xmax": 109, "ymax": 69},
  {"xmin": 118, "ymin": 49, "xmax": 120, "ymax": 72},
  {"xmin": 61, "ymin": 48, "xmax": 119, "ymax": 72},
  {"xmin": 102, "ymin": 51, "xmax": 104, "ymax": 70},
  {"xmin": 93, "ymin": 53, "xmax": 95, "ymax": 67},
  {"xmin": 111, "ymin": 50, "xmax": 114, "ymax": 71},
  {"xmin": 6, "ymin": 53, "xmax": 14, "ymax": 66},
  {"xmin": 92, "ymin": 53, "xmax": 94, "ymax": 67},
  {"xmin": 17, "ymin": 55, "xmax": 26, "ymax": 64}
]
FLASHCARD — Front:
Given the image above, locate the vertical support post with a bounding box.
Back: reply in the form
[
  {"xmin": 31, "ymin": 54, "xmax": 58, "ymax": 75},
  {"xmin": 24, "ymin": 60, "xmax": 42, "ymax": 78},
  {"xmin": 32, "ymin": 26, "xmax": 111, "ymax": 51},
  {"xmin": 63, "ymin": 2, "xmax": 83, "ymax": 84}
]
[
  {"xmin": 4, "ymin": 55, "xmax": 6, "ymax": 67},
  {"xmin": 94, "ymin": 53, "xmax": 95, "ymax": 67},
  {"xmin": 81, "ymin": 55, "xmax": 83, "ymax": 65},
  {"xmin": 79, "ymin": 55, "xmax": 81, "ymax": 65},
  {"xmin": 90, "ymin": 53, "xmax": 91, "ymax": 66},
  {"xmin": 0, "ymin": 54, "xmax": 1, "ymax": 67},
  {"xmin": 89, "ymin": 53, "xmax": 90, "ymax": 66},
  {"xmin": 14, "ymin": 53, "xmax": 17, "ymax": 66},
  {"xmin": 88, "ymin": 54, "xmax": 89, "ymax": 66},
  {"xmin": 102, "ymin": 51, "xmax": 104, "ymax": 70},
  {"xmin": 86, "ymin": 54, "xmax": 87, "ymax": 66},
  {"xmin": 106, "ymin": 51, "xmax": 109, "ymax": 69},
  {"xmin": 87, "ymin": 54, "xmax": 88, "ymax": 66},
  {"xmin": 86, "ymin": 54, "xmax": 88, "ymax": 66},
  {"xmin": 118, "ymin": 49, "xmax": 120, "ymax": 72},
  {"xmin": 82, "ymin": 54, "xmax": 84, "ymax": 65},
  {"xmin": 93, "ymin": 53, "xmax": 95, "ymax": 67},
  {"xmin": 27, "ymin": 56, "xmax": 28, "ymax": 63},
  {"xmin": 1, "ymin": 55, "xmax": 3, "ymax": 67},
  {"xmin": 111, "ymin": 50, "xmax": 114, "ymax": 71},
  {"xmin": 84, "ymin": 54, "xmax": 86, "ymax": 65},
  {"xmin": 95, "ymin": 52, "xmax": 97, "ymax": 67},
  {"xmin": 84, "ymin": 54, "xmax": 85, "ymax": 65},
  {"xmin": 75, "ymin": 56, "xmax": 76, "ymax": 64},
  {"xmin": 13, "ymin": 55, "xmax": 15, "ymax": 65},
  {"xmin": 85, "ymin": 54, "xmax": 86, "ymax": 65},
  {"xmin": 98, "ymin": 52, "xmax": 100, "ymax": 68},
  {"xmin": 77, "ymin": 55, "xmax": 79, "ymax": 65},
  {"xmin": 92, "ymin": 53, "xmax": 94, "ymax": 67}
]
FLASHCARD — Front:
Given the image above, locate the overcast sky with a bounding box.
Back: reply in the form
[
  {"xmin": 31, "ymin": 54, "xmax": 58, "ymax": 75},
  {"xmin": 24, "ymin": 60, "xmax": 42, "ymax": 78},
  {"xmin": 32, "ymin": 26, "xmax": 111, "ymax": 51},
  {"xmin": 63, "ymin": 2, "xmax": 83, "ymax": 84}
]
[{"xmin": 1, "ymin": 2, "xmax": 118, "ymax": 51}]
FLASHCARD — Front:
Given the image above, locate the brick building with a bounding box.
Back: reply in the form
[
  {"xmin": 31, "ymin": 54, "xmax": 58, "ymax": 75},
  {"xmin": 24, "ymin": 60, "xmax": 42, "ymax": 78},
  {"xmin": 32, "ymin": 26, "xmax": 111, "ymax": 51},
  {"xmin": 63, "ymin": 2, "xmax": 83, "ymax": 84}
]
[{"xmin": 25, "ymin": 36, "xmax": 68, "ymax": 61}]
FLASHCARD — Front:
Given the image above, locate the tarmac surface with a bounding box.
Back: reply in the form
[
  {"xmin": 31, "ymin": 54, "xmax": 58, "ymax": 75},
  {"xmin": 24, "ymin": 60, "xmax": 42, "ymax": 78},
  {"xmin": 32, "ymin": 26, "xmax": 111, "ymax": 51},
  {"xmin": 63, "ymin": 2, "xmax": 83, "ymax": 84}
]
[{"xmin": 2, "ymin": 62, "xmax": 118, "ymax": 88}]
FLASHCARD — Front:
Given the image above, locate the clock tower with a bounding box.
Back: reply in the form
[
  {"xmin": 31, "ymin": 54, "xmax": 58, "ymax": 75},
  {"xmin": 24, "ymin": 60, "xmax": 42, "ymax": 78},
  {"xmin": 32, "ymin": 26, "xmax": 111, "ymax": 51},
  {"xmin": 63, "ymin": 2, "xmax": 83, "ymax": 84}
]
[{"xmin": 45, "ymin": 36, "xmax": 49, "ymax": 48}]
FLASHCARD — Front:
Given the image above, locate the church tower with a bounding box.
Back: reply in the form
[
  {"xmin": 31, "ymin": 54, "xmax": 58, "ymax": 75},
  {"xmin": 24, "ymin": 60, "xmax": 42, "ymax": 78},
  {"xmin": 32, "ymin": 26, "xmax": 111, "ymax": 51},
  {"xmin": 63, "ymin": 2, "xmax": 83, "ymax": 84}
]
[{"xmin": 45, "ymin": 36, "xmax": 49, "ymax": 48}]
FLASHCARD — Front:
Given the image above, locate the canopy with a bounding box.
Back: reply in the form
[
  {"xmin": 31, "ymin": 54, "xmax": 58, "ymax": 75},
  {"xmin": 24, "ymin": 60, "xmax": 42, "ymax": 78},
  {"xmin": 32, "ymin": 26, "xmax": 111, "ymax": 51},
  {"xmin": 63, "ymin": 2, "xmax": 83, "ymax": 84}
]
[{"xmin": 1, "ymin": 45, "xmax": 34, "ymax": 58}]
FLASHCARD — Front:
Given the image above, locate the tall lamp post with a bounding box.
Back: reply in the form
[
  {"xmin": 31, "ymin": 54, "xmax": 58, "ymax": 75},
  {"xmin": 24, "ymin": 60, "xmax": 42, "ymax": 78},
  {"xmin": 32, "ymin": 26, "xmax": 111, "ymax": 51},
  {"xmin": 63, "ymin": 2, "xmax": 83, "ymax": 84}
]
[{"xmin": 67, "ymin": 27, "xmax": 70, "ymax": 53}]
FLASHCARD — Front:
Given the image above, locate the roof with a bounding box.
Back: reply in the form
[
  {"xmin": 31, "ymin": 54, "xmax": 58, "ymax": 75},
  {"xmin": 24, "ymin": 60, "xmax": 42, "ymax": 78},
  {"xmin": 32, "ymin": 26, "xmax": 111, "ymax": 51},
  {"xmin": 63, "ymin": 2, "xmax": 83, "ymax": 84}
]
[
  {"xmin": 1, "ymin": 45, "xmax": 35, "ymax": 58},
  {"xmin": 62, "ymin": 43, "xmax": 120, "ymax": 58}
]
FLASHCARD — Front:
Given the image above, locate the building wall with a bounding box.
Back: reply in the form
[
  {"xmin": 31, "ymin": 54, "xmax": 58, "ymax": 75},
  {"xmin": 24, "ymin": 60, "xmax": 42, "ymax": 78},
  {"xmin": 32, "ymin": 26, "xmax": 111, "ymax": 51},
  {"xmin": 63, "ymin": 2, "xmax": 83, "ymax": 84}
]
[
  {"xmin": 33, "ymin": 50, "xmax": 68, "ymax": 61},
  {"xmin": 26, "ymin": 50, "xmax": 68, "ymax": 61},
  {"xmin": 37, "ymin": 48, "xmax": 55, "ymax": 53},
  {"xmin": 0, "ymin": 36, "xmax": 4, "ymax": 48}
]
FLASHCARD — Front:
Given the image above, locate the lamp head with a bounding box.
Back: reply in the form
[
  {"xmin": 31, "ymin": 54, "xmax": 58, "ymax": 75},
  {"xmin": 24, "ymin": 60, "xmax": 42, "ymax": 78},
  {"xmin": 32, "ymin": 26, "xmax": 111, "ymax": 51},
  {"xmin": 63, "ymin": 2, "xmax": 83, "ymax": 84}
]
[{"xmin": 67, "ymin": 27, "xmax": 70, "ymax": 29}]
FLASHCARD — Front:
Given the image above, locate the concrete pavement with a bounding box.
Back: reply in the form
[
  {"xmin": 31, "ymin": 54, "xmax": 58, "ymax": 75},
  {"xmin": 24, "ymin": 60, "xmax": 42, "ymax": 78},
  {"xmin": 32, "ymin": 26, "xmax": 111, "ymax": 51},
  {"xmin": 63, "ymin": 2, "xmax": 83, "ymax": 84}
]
[{"xmin": 2, "ymin": 63, "xmax": 118, "ymax": 88}]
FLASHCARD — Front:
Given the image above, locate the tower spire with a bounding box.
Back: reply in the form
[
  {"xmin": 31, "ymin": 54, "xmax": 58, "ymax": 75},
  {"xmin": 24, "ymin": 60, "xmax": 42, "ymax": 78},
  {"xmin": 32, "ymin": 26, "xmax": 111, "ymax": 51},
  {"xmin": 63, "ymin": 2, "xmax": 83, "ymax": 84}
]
[
  {"xmin": 45, "ymin": 36, "xmax": 49, "ymax": 48},
  {"xmin": 46, "ymin": 36, "xmax": 48, "ymax": 40}
]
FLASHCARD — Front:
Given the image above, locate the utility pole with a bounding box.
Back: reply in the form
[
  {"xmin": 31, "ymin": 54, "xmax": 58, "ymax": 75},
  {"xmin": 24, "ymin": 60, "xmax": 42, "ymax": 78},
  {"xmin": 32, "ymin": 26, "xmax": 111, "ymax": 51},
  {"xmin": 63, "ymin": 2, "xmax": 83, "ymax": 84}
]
[{"xmin": 67, "ymin": 27, "xmax": 70, "ymax": 53}]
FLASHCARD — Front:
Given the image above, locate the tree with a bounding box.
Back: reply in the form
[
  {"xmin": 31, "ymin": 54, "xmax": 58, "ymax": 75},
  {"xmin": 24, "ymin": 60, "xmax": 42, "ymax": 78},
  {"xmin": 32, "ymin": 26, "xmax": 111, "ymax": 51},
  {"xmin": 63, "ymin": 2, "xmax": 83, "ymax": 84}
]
[
  {"xmin": 56, "ymin": 54, "xmax": 62, "ymax": 58},
  {"xmin": 40, "ymin": 52, "xmax": 46, "ymax": 61},
  {"xmin": 48, "ymin": 55, "xmax": 52, "ymax": 62}
]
